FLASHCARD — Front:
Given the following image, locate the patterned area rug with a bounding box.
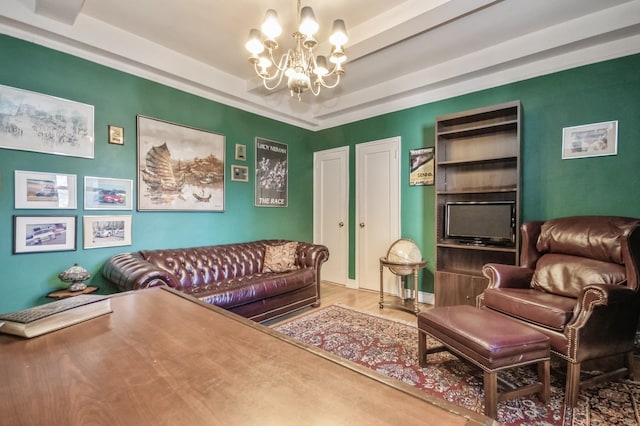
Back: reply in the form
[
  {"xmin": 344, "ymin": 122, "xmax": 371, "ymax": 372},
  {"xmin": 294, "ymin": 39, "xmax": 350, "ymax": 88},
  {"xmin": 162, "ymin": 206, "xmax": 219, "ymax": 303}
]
[{"xmin": 273, "ymin": 305, "xmax": 640, "ymax": 426}]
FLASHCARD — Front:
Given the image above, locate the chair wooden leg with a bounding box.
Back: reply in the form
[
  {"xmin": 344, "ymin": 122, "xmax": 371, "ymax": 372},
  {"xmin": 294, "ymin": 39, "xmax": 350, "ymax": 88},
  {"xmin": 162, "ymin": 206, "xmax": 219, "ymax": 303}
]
[
  {"xmin": 625, "ymin": 351, "xmax": 635, "ymax": 381},
  {"xmin": 565, "ymin": 361, "xmax": 581, "ymax": 407},
  {"xmin": 418, "ymin": 330, "xmax": 427, "ymax": 367},
  {"xmin": 484, "ymin": 370, "xmax": 498, "ymax": 419}
]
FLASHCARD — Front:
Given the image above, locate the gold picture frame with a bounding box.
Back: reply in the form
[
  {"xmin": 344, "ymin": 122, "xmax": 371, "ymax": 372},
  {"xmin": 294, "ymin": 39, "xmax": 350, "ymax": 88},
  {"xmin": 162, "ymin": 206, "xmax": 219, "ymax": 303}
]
[{"xmin": 108, "ymin": 125, "xmax": 124, "ymax": 145}]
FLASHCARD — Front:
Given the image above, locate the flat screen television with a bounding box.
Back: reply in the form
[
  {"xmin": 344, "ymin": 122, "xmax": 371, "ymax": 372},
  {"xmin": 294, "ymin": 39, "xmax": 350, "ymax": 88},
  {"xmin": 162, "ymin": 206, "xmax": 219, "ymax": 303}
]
[{"xmin": 444, "ymin": 201, "xmax": 515, "ymax": 246}]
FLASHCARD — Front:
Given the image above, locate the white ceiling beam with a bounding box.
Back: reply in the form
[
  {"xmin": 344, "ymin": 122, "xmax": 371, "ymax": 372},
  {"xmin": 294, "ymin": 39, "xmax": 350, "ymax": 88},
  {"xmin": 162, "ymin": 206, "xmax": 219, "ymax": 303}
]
[{"xmin": 34, "ymin": 0, "xmax": 85, "ymax": 25}]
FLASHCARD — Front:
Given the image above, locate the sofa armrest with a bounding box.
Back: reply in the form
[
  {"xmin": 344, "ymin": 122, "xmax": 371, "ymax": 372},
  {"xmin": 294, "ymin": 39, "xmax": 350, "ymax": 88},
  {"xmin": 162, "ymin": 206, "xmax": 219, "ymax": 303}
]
[
  {"xmin": 482, "ymin": 263, "xmax": 534, "ymax": 289},
  {"xmin": 101, "ymin": 252, "xmax": 180, "ymax": 291},
  {"xmin": 296, "ymin": 242, "xmax": 330, "ymax": 270}
]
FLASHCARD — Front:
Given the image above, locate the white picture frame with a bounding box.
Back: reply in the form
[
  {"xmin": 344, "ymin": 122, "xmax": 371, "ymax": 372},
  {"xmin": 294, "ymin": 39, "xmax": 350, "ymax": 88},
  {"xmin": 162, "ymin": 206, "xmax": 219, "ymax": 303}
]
[
  {"xmin": 84, "ymin": 176, "xmax": 133, "ymax": 210},
  {"xmin": 231, "ymin": 165, "xmax": 249, "ymax": 182},
  {"xmin": 0, "ymin": 84, "xmax": 94, "ymax": 158},
  {"xmin": 137, "ymin": 115, "xmax": 225, "ymax": 212},
  {"xmin": 83, "ymin": 215, "xmax": 132, "ymax": 249},
  {"xmin": 13, "ymin": 215, "xmax": 77, "ymax": 254},
  {"xmin": 562, "ymin": 120, "xmax": 618, "ymax": 159},
  {"xmin": 14, "ymin": 170, "xmax": 77, "ymax": 209}
]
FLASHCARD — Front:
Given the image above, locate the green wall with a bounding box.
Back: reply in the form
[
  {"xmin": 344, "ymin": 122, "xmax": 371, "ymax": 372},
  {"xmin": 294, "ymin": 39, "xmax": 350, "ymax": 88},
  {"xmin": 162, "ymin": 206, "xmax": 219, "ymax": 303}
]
[
  {"xmin": 0, "ymin": 35, "xmax": 314, "ymax": 313},
  {"xmin": 311, "ymin": 53, "xmax": 640, "ymax": 293},
  {"xmin": 2, "ymin": 32, "xmax": 639, "ymax": 313}
]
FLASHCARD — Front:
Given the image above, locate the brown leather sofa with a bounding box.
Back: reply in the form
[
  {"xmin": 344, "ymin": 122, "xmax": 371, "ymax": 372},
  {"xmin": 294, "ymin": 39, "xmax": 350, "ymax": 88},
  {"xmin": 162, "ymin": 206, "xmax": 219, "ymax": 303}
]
[
  {"xmin": 102, "ymin": 240, "xmax": 329, "ymax": 322},
  {"xmin": 478, "ymin": 216, "xmax": 640, "ymax": 406}
]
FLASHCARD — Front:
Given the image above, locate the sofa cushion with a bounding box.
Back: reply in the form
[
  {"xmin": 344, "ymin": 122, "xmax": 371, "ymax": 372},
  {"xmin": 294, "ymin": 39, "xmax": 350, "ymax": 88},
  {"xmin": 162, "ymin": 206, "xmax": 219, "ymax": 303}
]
[
  {"xmin": 531, "ymin": 253, "xmax": 626, "ymax": 298},
  {"xmin": 263, "ymin": 242, "xmax": 299, "ymax": 273},
  {"xmin": 483, "ymin": 288, "xmax": 576, "ymax": 331},
  {"xmin": 185, "ymin": 267, "xmax": 315, "ymax": 309}
]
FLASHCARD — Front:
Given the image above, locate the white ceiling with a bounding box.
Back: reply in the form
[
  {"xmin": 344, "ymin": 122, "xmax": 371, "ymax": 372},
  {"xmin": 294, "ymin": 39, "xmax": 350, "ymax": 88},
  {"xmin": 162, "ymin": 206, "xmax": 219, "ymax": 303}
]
[{"xmin": 1, "ymin": 0, "xmax": 639, "ymax": 130}]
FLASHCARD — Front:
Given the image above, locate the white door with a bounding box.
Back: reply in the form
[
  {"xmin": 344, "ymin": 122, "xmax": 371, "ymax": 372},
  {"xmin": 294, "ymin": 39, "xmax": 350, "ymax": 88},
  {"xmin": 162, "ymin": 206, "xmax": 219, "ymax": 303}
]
[
  {"xmin": 313, "ymin": 147, "xmax": 349, "ymax": 286},
  {"xmin": 356, "ymin": 137, "xmax": 401, "ymax": 294}
]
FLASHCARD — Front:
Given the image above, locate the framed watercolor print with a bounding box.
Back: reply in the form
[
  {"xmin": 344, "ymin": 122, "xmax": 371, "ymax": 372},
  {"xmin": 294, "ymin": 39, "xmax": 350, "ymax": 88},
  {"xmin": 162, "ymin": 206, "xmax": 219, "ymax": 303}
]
[
  {"xmin": 83, "ymin": 215, "xmax": 132, "ymax": 249},
  {"xmin": 84, "ymin": 176, "xmax": 133, "ymax": 210},
  {"xmin": 562, "ymin": 120, "xmax": 618, "ymax": 159},
  {"xmin": 137, "ymin": 115, "xmax": 225, "ymax": 211},
  {"xmin": 14, "ymin": 170, "xmax": 77, "ymax": 209},
  {"xmin": 13, "ymin": 215, "xmax": 77, "ymax": 254},
  {"xmin": 0, "ymin": 84, "xmax": 94, "ymax": 158}
]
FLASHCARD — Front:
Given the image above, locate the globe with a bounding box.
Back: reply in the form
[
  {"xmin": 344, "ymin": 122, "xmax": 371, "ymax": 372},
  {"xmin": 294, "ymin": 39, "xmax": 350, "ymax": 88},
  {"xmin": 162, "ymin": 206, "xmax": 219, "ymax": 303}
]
[{"xmin": 385, "ymin": 238, "xmax": 423, "ymax": 275}]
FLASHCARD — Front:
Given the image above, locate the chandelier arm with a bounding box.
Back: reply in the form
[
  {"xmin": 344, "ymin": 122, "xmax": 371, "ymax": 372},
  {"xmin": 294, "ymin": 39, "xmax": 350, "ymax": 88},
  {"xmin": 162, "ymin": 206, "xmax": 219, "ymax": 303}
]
[
  {"xmin": 317, "ymin": 73, "xmax": 341, "ymax": 89},
  {"xmin": 309, "ymin": 81, "xmax": 321, "ymax": 96},
  {"xmin": 262, "ymin": 68, "xmax": 287, "ymax": 91}
]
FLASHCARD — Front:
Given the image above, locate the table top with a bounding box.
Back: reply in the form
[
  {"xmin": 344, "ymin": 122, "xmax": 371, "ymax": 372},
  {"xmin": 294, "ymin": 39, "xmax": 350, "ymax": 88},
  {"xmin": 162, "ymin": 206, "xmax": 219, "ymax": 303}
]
[{"xmin": 0, "ymin": 287, "xmax": 494, "ymax": 426}]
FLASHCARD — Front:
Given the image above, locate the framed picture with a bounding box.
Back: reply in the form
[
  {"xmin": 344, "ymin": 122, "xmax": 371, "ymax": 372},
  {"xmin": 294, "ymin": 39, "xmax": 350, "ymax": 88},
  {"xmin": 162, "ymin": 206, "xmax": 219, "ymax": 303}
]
[
  {"xmin": 84, "ymin": 176, "xmax": 133, "ymax": 210},
  {"xmin": 0, "ymin": 84, "xmax": 94, "ymax": 158},
  {"xmin": 255, "ymin": 137, "xmax": 288, "ymax": 207},
  {"xmin": 235, "ymin": 144, "xmax": 246, "ymax": 161},
  {"xmin": 409, "ymin": 147, "xmax": 434, "ymax": 186},
  {"xmin": 14, "ymin": 170, "xmax": 77, "ymax": 209},
  {"xmin": 562, "ymin": 120, "xmax": 618, "ymax": 159},
  {"xmin": 137, "ymin": 115, "xmax": 225, "ymax": 211},
  {"xmin": 108, "ymin": 125, "xmax": 124, "ymax": 145},
  {"xmin": 13, "ymin": 215, "xmax": 77, "ymax": 254},
  {"xmin": 83, "ymin": 215, "xmax": 132, "ymax": 249},
  {"xmin": 231, "ymin": 165, "xmax": 249, "ymax": 182}
]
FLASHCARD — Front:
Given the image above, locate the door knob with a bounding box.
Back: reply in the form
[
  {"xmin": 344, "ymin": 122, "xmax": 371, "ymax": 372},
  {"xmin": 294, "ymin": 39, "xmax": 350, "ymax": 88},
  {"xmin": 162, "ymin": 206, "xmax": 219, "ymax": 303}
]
[
  {"xmin": 359, "ymin": 222, "xmax": 365, "ymax": 228},
  {"xmin": 338, "ymin": 222, "xmax": 344, "ymax": 228}
]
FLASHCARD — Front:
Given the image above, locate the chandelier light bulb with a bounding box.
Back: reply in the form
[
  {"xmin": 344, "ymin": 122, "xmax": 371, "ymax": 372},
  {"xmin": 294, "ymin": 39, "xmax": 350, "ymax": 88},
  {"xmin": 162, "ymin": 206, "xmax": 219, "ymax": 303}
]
[
  {"xmin": 329, "ymin": 19, "xmax": 348, "ymax": 46},
  {"xmin": 314, "ymin": 56, "xmax": 329, "ymax": 76},
  {"xmin": 245, "ymin": 29, "xmax": 264, "ymax": 55},
  {"xmin": 298, "ymin": 6, "xmax": 319, "ymax": 37},
  {"xmin": 261, "ymin": 9, "xmax": 282, "ymax": 40}
]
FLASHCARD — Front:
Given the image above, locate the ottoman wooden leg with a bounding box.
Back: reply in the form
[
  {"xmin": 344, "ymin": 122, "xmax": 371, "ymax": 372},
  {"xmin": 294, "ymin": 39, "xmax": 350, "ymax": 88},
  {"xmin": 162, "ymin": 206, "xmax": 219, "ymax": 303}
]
[
  {"xmin": 418, "ymin": 330, "xmax": 427, "ymax": 367},
  {"xmin": 483, "ymin": 371, "xmax": 498, "ymax": 419},
  {"xmin": 538, "ymin": 359, "xmax": 550, "ymax": 403}
]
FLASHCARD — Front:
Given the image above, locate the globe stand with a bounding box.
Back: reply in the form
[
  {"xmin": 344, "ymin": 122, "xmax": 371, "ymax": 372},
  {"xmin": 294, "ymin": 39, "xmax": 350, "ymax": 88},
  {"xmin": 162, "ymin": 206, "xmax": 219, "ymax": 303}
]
[{"xmin": 379, "ymin": 257, "xmax": 427, "ymax": 314}]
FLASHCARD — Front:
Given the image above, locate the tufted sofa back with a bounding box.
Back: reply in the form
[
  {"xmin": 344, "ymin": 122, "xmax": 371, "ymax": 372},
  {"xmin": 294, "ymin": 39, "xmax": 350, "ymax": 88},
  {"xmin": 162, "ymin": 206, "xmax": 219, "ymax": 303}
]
[{"xmin": 140, "ymin": 240, "xmax": 300, "ymax": 289}]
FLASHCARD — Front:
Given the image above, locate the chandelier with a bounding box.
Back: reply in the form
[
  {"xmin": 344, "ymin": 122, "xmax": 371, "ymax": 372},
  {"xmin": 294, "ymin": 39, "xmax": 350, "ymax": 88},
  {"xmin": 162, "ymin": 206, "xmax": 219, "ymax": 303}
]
[{"xmin": 245, "ymin": 0, "xmax": 348, "ymax": 100}]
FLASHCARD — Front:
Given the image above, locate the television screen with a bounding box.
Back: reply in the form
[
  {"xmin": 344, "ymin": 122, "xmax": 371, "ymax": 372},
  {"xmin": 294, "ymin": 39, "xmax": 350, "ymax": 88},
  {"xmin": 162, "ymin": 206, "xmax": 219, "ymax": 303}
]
[{"xmin": 445, "ymin": 202, "xmax": 515, "ymax": 245}]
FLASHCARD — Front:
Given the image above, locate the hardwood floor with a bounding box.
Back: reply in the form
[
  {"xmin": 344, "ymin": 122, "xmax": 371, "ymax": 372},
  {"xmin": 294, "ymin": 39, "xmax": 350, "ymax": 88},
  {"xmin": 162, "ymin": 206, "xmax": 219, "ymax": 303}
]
[{"xmin": 268, "ymin": 281, "xmax": 432, "ymax": 326}]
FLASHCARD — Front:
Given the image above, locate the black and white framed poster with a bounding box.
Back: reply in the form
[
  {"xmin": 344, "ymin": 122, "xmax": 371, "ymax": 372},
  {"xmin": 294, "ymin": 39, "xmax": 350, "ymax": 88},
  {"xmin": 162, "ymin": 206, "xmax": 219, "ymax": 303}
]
[{"xmin": 255, "ymin": 137, "xmax": 288, "ymax": 207}]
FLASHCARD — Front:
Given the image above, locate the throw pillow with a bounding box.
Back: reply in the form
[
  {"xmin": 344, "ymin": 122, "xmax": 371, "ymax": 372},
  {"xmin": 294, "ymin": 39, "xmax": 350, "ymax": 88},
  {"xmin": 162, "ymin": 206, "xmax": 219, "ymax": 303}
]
[{"xmin": 263, "ymin": 242, "xmax": 299, "ymax": 273}]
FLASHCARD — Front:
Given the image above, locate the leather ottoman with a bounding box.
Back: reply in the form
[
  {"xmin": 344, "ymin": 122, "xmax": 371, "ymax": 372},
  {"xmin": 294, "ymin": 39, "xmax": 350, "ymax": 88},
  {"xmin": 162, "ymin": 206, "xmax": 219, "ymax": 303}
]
[{"xmin": 417, "ymin": 305, "xmax": 550, "ymax": 419}]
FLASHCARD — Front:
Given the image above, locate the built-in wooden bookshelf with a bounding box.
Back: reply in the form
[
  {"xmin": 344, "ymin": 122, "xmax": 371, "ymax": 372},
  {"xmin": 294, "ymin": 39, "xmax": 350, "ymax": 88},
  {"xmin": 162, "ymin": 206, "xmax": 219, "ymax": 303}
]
[{"xmin": 434, "ymin": 101, "xmax": 521, "ymax": 306}]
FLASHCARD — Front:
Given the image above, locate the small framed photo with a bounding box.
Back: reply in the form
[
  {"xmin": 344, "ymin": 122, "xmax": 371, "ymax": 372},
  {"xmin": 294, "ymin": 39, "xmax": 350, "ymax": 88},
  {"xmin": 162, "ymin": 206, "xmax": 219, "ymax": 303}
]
[
  {"xmin": 84, "ymin": 176, "xmax": 133, "ymax": 210},
  {"xmin": 83, "ymin": 215, "xmax": 132, "ymax": 249},
  {"xmin": 235, "ymin": 144, "xmax": 247, "ymax": 161},
  {"xmin": 14, "ymin": 170, "xmax": 77, "ymax": 209},
  {"xmin": 231, "ymin": 165, "xmax": 249, "ymax": 182},
  {"xmin": 562, "ymin": 120, "xmax": 618, "ymax": 159},
  {"xmin": 108, "ymin": 125, "xmax": 124, "ymax": 145},
  {"xmin": 13, "ymin": 215, "xmax": 77, "ymax": 254}
]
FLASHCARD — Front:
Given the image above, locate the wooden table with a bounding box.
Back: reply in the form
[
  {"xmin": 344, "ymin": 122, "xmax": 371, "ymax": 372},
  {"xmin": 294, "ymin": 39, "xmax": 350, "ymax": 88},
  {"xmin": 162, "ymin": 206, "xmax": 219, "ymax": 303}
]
[{"xmin": 0, "ymin": 287, "xmax": 495, "ymax": 425}]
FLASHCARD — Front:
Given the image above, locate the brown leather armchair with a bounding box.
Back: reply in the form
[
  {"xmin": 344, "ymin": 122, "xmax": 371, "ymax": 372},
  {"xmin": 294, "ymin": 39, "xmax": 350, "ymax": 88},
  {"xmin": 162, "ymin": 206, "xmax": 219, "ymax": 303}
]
[{"xmin": 478, "ymin": 216, "xmax": 640, "ymax": 407}]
